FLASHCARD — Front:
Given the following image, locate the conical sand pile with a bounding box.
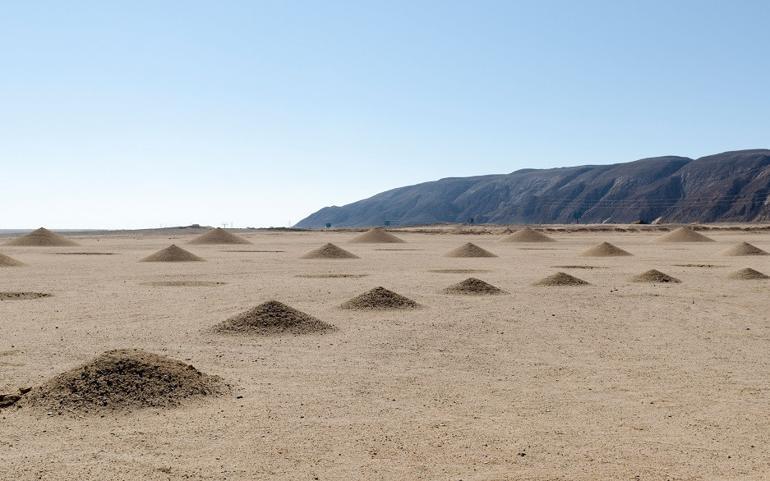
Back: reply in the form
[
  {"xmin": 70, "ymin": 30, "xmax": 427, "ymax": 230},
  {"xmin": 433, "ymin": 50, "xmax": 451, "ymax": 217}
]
[
  {"xmin": 349, "ymin": 228, "xmax": 405, "ymax": 244},
  {"xmin": 443, "ymin": 278, "xmax": 506, "ymax": 295},
  {"xmin": 141, "ymin": 244, "xmax": 204, "ymax": 262},
  {"xmin": 189, "ymin": 228, "xmax": 251, "ymax": 245},
  {"xmin": 301, "ymin": 243, "xmax": 359, "ymax": 259},
  {"xmin": 6, "ymin": 227, "xmax": 78, "ymax": 247},
  {"xmin": 657, "ymin": 227, "xmax": 714, "ymax": 242},
  {"xmin": 582, "ymin": 242, "xmax": 632, "ymax": 257},
  {"xmin": 341, "ymin": 286, "xmax": 421, "ymax": 310},
  {"xmin": 20, "ymin": 349, "xmax": 227, "ymax": 414},
  {"xmin": 631, "ymin": 269, "xmax": 681, "ymax": 283},
  {"xmin": 534, "ymin": 272, "xmax": 590, "ymax": 286},
  {"xmin": 214, "ymin": 300, "xmax": 335, "ymax": 335},
  {"xmin": 0, "ymin": 253, "xmax": 24, "ymax": 267},
  {"xmin": 729, "ymin": 268, "xmax": 770, "ymax": 280},
  {"xmin": 499, "ymin": 227, "xmax": 554, "ymax": 243},
  {"xmin": 721, "ymin": 242, "xmax": 768, "ymax": 256},
  {"xmin": 445, "ymin": 243, "xmax": 497, "ymax": 258}
]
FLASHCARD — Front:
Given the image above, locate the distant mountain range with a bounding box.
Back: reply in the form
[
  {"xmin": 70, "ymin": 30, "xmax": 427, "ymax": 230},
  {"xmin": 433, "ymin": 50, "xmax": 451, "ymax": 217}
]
[{"xmin": 295, "ymin": 149, "xmax": 770, "ymax": 228}]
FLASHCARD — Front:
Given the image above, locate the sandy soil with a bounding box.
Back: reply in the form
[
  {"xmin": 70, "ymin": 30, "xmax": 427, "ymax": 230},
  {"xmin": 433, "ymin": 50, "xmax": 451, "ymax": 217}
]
[{"xmin": 2, "ymin": 229, "xmax": 770, "ymax": 480}]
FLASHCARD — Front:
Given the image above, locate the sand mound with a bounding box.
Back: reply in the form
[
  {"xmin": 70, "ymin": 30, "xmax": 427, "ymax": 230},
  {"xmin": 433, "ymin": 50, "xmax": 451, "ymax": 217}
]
[
  {"xmin": 349, "ymin": 228, "xmax": 405, "ymax": 243},
  {"xmin": 443, "ymin": 278, "xmax": 506, "ymax": 295},
  {"xmin": 722, "ymin": 242, "xmax": 768, "ymax": 256},
  {"xmin": 214, "ymin": 300, "xmax": 335, "ymax": 335},
  {"xmin": 301, "ymin": 243, "xmax": 359, "ymax": 259},
  {"xmin": 582, "ymin": 242, "xmax": 632, "ymax": 257},
  {"xmin": 534, "ymin": 272, "xmax": 590, "ymax": 286},
  {"xmin": 141, "ymin": 245, "xmax": 204, "ymax": 262},
  {"xmin": 631, "ymin": 269, "xmax": 681, "ymax": 283},
  {"xmin": 6, "ymin": 228, "xmax": 78, "ymax": 247},
  {"xmin": 341, "ymin": 287, "xmax": 421, "ymax": 310},
  {"xmin": 0, "ymin": 253, "xmax": 24, "ymax": 267},
  {"xmin": 657, "ymin": 227, "xmax": 714, "ymax": 242},
  {"xmin": 445, "ymin": 243, "xmax": 497, "ymax": 258},
  {"xmin": 729, "ymin": 268, "xmax": 770, "ymax": 280},
  {"xmin": 189, "ymin": 228, "xmax": 251, "ymax": 245},
  {"xmin": 0, "ymin": 292, "xmax": 51, "ymax": 300},
  {"xmin": 21, "ymin": 349, "xmax": 227, "ymax": 414},
  {"xmin": 499, "ymin": 227, "xmax": 555, "ymax": 243}
]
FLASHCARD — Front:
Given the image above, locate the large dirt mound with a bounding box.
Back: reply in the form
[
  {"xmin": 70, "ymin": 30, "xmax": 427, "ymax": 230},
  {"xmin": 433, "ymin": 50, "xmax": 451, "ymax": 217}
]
[
  {"xmin": 349, "ymin": 228, "xmax": 405, "ymax": 244},
  {"xmin": 499, "ymin": 227, "xmax": 555, "ymax": 243},
  {"xmin": 631, "ymin": 269, "xmax": 681, "ymax": 283},
  {"xmin": 534, "ymin": 272, "xmax": 590, "ymax": 286},
  {"xmin": 341, "ymin": 286, "xmax": 421, "ymax": 310},
  {"xmin": 141, "ymin": 245, "xmax": 204, "ymax": 262},
  {"xmin": 6, "ymin": 228, "xmax": 78, "ymax": 247},
  {"xmin": 189, "ymin": 228, "xmax": 251, "ymax": 245},
  {"xmin": 721, "ymin": 242, "xmax": 768, "ymax": 256},
  {"xmin": 301, "ymin": 243, "xmax": 359, "ymax": 259},
  {"xmin": 0, "ymin": 253, "xmax": 24, "ymax": 267},
  {"xmin": 582, "ymin": 242, "xmax": 632, "ymax": 257},
  {"xmin": 657, "ymin": 227, "xmax": 714, "ymax": 242},
  {"xmin": 445, "ymin": 243, "xmax": 497, "ymax": 258},
  {"xmin": 729, "ymin": 268, "xmax": 770, "ymax": 280},
  {"xmin": 21, "ymin": 349, "xmax": 227, "ymax": 414},
  {"xmin": 443, "ymin": 278, "xmax": 506, "ymax": 295},
  {"xmin": 214, "ymin": 300, "xmax": 335, "ymax": 335}
]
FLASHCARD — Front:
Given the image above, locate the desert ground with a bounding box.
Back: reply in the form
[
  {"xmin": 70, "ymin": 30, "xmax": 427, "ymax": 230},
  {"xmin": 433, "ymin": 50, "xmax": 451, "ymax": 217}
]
[{"xmin": 2, "ymin": 226, "xmax": 770, "ymax": 480}]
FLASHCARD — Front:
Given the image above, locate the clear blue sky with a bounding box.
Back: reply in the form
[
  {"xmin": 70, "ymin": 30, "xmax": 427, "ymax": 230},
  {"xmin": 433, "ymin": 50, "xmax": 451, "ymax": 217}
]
[{"xmin": 2, "ymin": 1, "xmax": 768, "ymax": 229}]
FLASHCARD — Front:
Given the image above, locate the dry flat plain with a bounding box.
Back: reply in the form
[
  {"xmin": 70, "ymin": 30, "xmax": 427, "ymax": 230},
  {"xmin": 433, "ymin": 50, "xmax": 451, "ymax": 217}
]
[{"xmin": 2, "ymin": 227, "xmax": 770, "ymax": 480}]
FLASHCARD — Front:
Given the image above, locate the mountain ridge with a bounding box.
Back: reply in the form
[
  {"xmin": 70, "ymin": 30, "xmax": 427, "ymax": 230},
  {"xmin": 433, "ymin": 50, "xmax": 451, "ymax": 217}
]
[{"xmin": 295, "ymin": 149, "xmax": 770, "ymax": 228}]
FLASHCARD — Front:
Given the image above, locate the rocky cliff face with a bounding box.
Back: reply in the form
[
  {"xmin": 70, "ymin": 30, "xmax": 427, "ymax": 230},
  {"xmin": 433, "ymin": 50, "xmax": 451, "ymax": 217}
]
[{"xmin": 296, "ymin": 149, "xmax": 770, "ymax": 227}]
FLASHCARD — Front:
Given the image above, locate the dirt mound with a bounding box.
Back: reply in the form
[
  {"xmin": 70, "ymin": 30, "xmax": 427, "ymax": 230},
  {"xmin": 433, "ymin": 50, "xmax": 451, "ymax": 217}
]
[
  {"xmin": 443, "ymin": 278, "xmax": 506, "ymax": 295},
  {"xmin": 214, "ymin": 300, "xmax": 335, "ymax": 335},
  {"xmin": 5, "ymin": 227, "xmax": 78, "ymax": 247},
  {"xmin": 341, "ymin": 287, "xmax": 421, "ymax": 310},
  {"xmin": 722, "ymin": 242, "xmax": 768, "ymax": 256},
  {"xmin": 444, "ymin": 243, "xmax": 497, "ymax": 258},
  {"xmin": 499, "ymin": 227, "xmax": 555, "ymax": 243},
  {"xmin": 301, "ymin": 243, "xmax": 359, "ymax": 259},
  {"xmin": 141, "ymin": 245, "xmax": 204, "ymax": 262},
  {"xmin": 657, "ymin": 227, "xmax": 715, "ymax": 242},
  {"xmin": 534, "ymin": 272, "xmax": 590, "ymax": 286},
  {"xmin": 631, "ymin": 269, "xmax": 681, "ymax": 283},
  {"xmin": 349, "ymin": 228, "xmax": 405, "ymax": 243},
  {"xmin": 189, "ymin": 228, "xmax": 251, "ymax": 245},
  {"xmin": 0, "ymin": 253, "xmax": 24, "ymax": 267},
  {"xmin": 582, "ymin": 242, "xmax": 632, "ymax": 257},
  {"xmin": 20, "ymin": 349, "xmax": 227, "ymax": 414},
  {"xmin": 0, "ymin": 292, "xmax": 51, "ymax": 300},
  {"xmin": 729, "ymin": 268, "xmax": 770, "ymax": 280}
]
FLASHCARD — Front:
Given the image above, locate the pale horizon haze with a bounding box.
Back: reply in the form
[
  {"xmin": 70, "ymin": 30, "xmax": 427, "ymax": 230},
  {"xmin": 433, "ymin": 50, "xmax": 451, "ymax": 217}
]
[{"xmin": 2, "ymin": 1, "xmax": 769, "ymax": 229}]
